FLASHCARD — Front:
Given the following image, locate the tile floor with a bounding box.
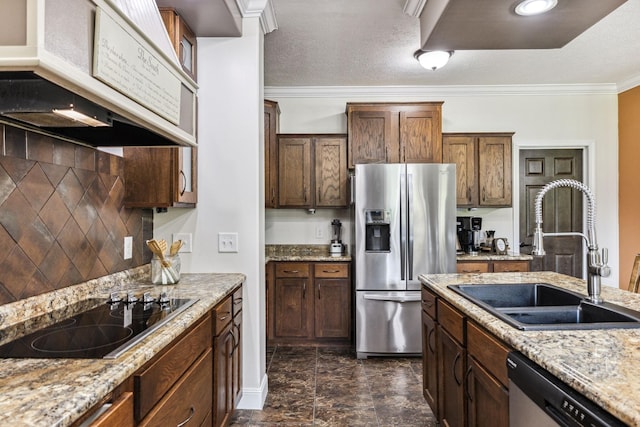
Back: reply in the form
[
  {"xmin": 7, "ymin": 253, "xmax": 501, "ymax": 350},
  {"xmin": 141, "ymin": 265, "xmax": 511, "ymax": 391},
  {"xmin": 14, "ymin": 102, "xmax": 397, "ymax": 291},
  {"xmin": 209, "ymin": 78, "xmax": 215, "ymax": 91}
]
[{"xmin": 230, "ymin": 346, "xmax": 438, "ymax": 426}]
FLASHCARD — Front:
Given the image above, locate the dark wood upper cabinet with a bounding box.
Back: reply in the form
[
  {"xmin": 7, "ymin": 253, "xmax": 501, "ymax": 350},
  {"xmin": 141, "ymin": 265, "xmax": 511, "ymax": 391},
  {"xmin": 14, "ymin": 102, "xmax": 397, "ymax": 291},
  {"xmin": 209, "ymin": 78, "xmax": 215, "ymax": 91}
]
[
  {"xmin": 277, "ymin": 134, "xmax": 349, "ymax": 209},
  {"xmin": 264, "ymin": 100, "xmax": 280, "ymax": 208},
  {"xmin": 443, "ymin": 133, "xmax": 513, "ymax": 208},
  {"xmin": 346, "ymin": 102, "xmax": 443, "ymax": 168},
  {"xmin": 159, "ymin": 7, "xmax": 197, "ymax": 81}
]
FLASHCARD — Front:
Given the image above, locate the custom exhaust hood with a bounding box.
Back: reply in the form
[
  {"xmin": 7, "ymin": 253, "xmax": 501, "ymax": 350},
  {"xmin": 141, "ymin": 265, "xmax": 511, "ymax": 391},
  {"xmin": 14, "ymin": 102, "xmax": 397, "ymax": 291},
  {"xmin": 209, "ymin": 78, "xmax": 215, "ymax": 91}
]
[{"xmin": 0, "ymin": 0, "xmax": 198, "ymax": 147}]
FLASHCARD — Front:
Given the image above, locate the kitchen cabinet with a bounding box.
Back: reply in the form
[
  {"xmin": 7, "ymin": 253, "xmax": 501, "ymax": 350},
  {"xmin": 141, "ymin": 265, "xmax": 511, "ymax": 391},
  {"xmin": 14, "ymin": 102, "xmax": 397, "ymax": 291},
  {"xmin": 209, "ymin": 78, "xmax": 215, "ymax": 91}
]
[
  {"xmin": 264, "ymin": 100, "xmax": 280, "ymax": 208},
  {"xmin": 456, "ymin": 259, "xmax": 530, "ymax": 273},
  {"xmin": 277, "ymin": 134, "xmax": 349, "ymax": 208},
  {"xmin": 84, "ymin": 391, "xmax": 134, "ymax": 427},
  {"xmin": 213, "ymin": 294, "xmax": 234, "ymax": 427},
  {"xmin": 232, "ymin": 287, "xmax": 243, "ymax": 406},
  {"xmin": 159, "ymin": 7, "xmax": 197, "ymax": 81},
  {"xmin": 123, "ymin": 9, "xmax": 198, "ymax": 209},
  {"xmin": 268, "ymin": 262, "xmax": 351, "ymax": 345},
  {"xmin": 346, "ymin": 102, "xmax": 443, "ymax": 168},
  {"xmin": 443, "ymin": 133, "xmax": 513, "ymax": 207},
  {"xmin": 123, "ymin": 147, "xmax": 197, "ymax": 208},
  {"xmin": 421, "ymin": 286, "xmax": 511, "ymax": 427}
]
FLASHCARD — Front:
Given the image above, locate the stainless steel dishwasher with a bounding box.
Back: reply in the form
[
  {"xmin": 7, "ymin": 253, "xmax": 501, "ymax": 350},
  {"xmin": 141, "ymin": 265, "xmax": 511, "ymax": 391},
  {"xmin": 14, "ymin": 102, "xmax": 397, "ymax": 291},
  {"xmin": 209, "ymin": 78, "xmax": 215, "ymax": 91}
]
[{"xmin": 506, "ymin": 352, "xmax": 625, "ymax": 427}]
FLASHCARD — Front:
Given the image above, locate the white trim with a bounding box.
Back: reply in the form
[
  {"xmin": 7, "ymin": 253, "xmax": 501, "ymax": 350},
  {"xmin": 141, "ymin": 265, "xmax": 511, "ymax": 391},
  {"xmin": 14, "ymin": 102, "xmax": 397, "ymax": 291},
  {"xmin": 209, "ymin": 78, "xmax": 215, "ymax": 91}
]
[
  {"xmin": 236, "ymin": 0, "xmax": 269, "ymax": 17},
  {"xmin": 260, "ymin": 0, "xmax": 278, "ymax": 34},
  {"xmin": 236, "ymin": 373, "xmax": 269, "ymax": 410},
  {"xmin": 618, "ymin": 75, "xmax": 640, "ymax": 93},
  {"xmin": 512, "ymin": 139, "xmax": 595, "ymax": 279},
  {"xmin": 403, "ymin": 0, "xmax": 427, "ymax": 17},
  {"xmin": 264, "ymin": 84, "xmax": 618, "ymax": 99}
]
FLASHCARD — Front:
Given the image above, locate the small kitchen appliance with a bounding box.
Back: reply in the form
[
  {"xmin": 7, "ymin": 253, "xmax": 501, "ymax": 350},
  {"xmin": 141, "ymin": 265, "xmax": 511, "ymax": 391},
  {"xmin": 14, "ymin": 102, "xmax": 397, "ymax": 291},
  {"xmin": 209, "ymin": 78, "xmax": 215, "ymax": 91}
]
[
  {"xmin": 457, "ymin": 216, "xmax": 482, "ymax": 255},
  {"xmin": 330, "ymin": 219, "xmax": 344, "ymax": 256}
]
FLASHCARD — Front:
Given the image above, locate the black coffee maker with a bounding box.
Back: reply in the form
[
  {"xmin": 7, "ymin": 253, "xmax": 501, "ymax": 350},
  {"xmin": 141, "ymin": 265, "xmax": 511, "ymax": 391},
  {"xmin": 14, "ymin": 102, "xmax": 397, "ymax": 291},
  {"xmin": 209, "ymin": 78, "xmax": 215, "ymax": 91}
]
[{"xmin": 456, "ymin": 216, "xmax": 482, "ymax": 255}]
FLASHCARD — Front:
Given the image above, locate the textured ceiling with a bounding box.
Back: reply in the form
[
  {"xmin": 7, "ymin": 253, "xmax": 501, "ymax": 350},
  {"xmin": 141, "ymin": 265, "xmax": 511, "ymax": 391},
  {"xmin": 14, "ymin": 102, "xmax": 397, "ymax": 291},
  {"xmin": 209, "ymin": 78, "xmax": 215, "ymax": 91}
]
[{"xmin": 264, "ymin": 0, "xmax": 640, "ymax": 88}]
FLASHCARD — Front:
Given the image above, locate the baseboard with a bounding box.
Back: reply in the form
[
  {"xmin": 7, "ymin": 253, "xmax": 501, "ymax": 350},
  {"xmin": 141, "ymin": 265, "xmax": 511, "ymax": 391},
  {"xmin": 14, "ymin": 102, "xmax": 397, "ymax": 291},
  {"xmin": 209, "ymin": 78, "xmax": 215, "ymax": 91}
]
[{"xmin": 236, "ymin": 374, "xmax": 268, "ymax": 409}]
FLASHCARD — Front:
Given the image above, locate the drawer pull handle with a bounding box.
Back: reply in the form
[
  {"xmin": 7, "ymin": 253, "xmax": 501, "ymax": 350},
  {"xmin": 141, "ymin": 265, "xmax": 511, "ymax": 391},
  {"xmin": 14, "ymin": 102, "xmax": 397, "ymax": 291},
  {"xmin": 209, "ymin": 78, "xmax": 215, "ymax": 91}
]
[
  {"xmin": 462, "ymin": 269, "xmax": 481, "ymax": 273},
  {"xmin": 322, "ymin": 270, "xmax": 340, "ymax": 273},
  {"xmin": 177, "ymin": 406, "xmax": 195, "ymax": 427},
  {"xmin": 423, "ymin": 300, "xmax": 434, "ymax": 308},
  {"xmin": 283, "ymin": 270, "xmax": 299, "ymax": 274},
  {"xmin": 218, "ymin": 312, "xmax": 231, "ymax": 321}
]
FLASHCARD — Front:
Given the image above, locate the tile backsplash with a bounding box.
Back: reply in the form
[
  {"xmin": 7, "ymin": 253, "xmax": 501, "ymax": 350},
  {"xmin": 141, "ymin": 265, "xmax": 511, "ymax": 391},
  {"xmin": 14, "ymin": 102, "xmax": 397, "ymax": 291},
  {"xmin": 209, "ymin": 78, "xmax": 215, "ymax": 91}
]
[{"xmin": 0, "ymin": 124, "xmax": 152, "ymax": 304}]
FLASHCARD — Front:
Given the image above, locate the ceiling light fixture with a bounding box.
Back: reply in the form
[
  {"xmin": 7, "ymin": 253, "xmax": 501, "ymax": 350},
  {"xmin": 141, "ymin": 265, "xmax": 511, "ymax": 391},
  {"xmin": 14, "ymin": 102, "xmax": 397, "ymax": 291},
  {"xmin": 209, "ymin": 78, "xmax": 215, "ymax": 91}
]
[
  {"xmin": 515, "ymin": 0, "xmax": 558, "ymax": 16},
  {"xmin": 414, "ymin": 50, "xmax": 453, "ymax": 71}
]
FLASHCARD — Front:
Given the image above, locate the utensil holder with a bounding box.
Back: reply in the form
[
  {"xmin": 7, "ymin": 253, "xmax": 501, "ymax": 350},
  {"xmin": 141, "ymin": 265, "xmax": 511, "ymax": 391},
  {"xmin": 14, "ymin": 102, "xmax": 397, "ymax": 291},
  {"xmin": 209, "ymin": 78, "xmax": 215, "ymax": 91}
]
[{"xmin": 151, "ymin": 254, "xmax": 181, "ymax": 285}]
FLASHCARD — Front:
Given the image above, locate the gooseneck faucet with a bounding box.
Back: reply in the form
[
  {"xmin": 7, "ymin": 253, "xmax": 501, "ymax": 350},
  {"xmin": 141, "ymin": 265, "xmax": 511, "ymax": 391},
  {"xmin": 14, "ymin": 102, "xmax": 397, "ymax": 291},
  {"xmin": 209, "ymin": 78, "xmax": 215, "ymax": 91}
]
[{"xmin": 532, "ymin": 179, "xmax": 610, "ymax": 304}]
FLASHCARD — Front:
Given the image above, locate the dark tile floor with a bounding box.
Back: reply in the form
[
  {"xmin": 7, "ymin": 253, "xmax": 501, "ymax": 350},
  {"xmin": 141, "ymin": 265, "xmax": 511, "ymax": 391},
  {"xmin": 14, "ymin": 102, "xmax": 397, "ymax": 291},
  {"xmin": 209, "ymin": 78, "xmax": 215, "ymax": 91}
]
[{"xmin": 230, "ymin": 346, "xmax": 438, "ymax": 426}]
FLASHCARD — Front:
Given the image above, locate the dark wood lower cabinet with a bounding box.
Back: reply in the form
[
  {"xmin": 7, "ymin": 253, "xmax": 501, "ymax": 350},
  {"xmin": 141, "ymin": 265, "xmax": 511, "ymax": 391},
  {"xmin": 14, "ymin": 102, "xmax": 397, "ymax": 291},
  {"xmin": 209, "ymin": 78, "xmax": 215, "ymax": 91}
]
[
  {"xmin": 314, "ymin": 278, "xmax": 351, "ymax": 338},
  {"xmin": 466, "ymin": 357, "xmax": 509, "ymax": 427},
  {"xmin": 274, "ymin": 278, "xmax": 313, "ymax": 338},
  {"xmin": 421, "ymin": 310, "xmax": 438, "ymax": 419},
  {"xmin": 214, "ymin": 321, "xmax": 234, "ymax": 427},
  {"xmin": 438, "ymin": 327, "xmax": 467, "ymax": 427}
]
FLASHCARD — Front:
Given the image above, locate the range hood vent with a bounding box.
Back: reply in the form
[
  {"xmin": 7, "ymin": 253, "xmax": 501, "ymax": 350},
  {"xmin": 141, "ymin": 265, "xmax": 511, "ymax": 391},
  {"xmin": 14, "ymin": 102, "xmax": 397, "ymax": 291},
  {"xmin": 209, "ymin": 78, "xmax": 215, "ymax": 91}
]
[{"xmin": 0, "ymin": 73, "xmax": 180, "ymax": 147}]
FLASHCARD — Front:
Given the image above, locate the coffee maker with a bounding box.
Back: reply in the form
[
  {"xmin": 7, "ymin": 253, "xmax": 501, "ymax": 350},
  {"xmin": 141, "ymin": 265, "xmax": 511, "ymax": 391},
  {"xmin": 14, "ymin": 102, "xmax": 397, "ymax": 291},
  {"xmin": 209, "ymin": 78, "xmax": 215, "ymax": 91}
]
[
  {"xmin": 456, "ymin": 216, "xmax": 482, "ymax": 255},
  {"xmin": 330, "ymin": 219, "xmax": 345, "ymax": 256}
]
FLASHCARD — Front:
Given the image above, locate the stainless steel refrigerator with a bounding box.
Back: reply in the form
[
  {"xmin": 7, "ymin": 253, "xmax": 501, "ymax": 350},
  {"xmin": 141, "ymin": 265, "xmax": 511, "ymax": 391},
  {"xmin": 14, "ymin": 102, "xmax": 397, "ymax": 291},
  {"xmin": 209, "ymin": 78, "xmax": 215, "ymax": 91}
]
[{"xmin": 354, "ymin": 163, "xmax": 456, "ymax": 358}]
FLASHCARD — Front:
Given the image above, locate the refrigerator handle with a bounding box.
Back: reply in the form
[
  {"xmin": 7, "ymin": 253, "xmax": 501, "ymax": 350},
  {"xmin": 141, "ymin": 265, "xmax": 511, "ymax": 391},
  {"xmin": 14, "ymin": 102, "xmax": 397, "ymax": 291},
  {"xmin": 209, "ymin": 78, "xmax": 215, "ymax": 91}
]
[
  {"xmin": 408, "ymin": 173, "xmax": 414, "ymax": 280},
  {"xmin": 400, "ymin": 173, "xmax": 406, "ymax": 281},
  {"xmin": 349, "ymin": 172, "xmax": 355, "ymax": 205}
]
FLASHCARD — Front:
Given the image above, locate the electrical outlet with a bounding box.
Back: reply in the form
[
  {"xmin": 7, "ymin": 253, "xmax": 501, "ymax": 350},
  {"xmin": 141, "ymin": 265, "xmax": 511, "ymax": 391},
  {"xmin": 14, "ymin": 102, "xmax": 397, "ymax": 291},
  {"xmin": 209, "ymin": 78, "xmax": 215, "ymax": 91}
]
[
  {"xmin": 218, "ymin": 232, "xmax": 238, "ymax": 253},
  {"xmin": 315, "ymin": 225, "xmax": 324, "ymax": 239},
  {"xmin": 173, "ymin": 233, "xmax": 193, "ymax": 253},
  {"xmin": 123, "ymin": 236, "xmax": 133, "ymax": 259}
]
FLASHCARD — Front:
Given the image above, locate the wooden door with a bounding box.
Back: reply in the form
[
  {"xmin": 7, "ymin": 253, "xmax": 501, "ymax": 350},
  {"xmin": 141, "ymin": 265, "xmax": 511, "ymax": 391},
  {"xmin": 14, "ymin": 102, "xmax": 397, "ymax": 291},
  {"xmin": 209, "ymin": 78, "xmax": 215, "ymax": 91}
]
[
  {"xmin": 422, "ymin": 311, "xmax": 439, "ymax": 418},
  {"xmin": 347, "ymin": 108, "xmax": 398, "ymax": 166},
  {"xmin": 519, "ymin": 149, "xmax": 584, "ymax": 277},
  {"xmin": 314, "ymin": 278, "xmax": 350, "ymax": 338},
  {"xmin": 278, "ymin": 136, "xmax": 312, "ymax": 207},
  {"xmin": 438, "ymin": 327, "xmax": 466, "ymax": 427},
  {"xmin": 213, "ymin": 323, "xmax": 234, "ymax": 427},
  {"xmin": 274, "ymin": 278, "xmax": 313, "ymax": 338},
  {"xmin": 176, "ymin": 147, "xmax": 197, "ymax": 204},
  {"xmin": 232, "ymin": 310, "xmax": 242, "ymax": 407},
  {"xmin": 400, "ymin": 109, "xmax": 442, "ymax": 163},
  {"xmin": 443, "ymin": 135, "xmax": 478, "ymax": 206},
  {"xmin": 466, "ymin": 357, "xmax": 509, "ymax": 427},
  {"xmin": 478, "ymin": 136, "xmax": 512, "ymax": 206},
  {"xmin": 264, "ymin": 100, "xmax": 279, "ymax": 208},
  {"xmin": 315, "ymin": 136, "xmax": 348, "ymax": 207}
]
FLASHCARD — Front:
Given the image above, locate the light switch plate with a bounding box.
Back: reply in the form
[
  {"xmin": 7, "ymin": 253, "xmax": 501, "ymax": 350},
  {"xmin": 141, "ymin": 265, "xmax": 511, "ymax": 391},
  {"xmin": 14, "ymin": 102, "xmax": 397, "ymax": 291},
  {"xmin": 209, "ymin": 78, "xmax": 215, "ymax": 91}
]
[
  {"xmin": 218, "ymin": 232, "xmax": 238, "ymax": 253},
  {"xmin": 173, "ymin": 233, "xmax": 193, "ymax": 253},
  {"xmin": 123, "ymin": 236, "xmax": 133, "ymax": 259}
]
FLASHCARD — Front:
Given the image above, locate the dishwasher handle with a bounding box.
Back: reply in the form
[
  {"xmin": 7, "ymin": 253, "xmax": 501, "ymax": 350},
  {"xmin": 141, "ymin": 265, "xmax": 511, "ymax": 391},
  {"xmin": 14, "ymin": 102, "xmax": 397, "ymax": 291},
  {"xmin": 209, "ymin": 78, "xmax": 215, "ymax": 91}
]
[{"xmin": 363, "ymin": 294, "xmax": 421, "ymax": 303}]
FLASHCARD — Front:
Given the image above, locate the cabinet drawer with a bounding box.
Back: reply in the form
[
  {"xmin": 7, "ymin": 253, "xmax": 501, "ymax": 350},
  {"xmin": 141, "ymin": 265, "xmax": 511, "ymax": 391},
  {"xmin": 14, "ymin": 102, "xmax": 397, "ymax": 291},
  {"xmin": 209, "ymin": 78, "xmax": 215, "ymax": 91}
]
[
  {"xmin": 213, "ymin": 296, "xmax": 233, "ymax": 336},
  {"xmin": 314, "ymin": 263, "xmax": 349, "ymax": 278},
  {"xmin": 467, "ymin": 322, "xmax": 511, "ymax": 387},
  {"xmin": 493, "ymin": 261, "xmax": 530, "ymax": 273},
  {"xmin": 421, "ymin": 287, "xmax": 437, "ymax": 319},
  {"xmin": 89, "ymin": 392, "xmax": 134, "ymax": 427},
  {"xmin": 139, "ymin": 349, "xmax": 213, "ymax": 427},
  {"xmin": 275, "ymin": 263, "xmax": 310, "ymax": 278},
  {"xmin": 457, "ymin": 262, "xmax": 490, "ymax": 274},
  {"xmin": 232, "ymin": 286, "xmax": 243, "ymax": 317},
  {"xmin": 135, "ymin": 315, "xmax": 210, "ymax": 421},
  {"xmin": 437, "ymin": 299, "xmax": 465, "ymax": 345}
]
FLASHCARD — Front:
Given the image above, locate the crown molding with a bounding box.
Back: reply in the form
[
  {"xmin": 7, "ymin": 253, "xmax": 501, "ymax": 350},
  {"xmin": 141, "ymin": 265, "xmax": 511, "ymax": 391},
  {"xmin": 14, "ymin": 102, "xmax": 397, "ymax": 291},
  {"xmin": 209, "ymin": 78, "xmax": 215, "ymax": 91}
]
[
  {"xmin": 403, "ymin": 0, "xmax": 427, "ymax": 17},
  {"xmin": 618, "ymin": 75, "xmax": 640, "ymax": 93},
  {"xmin": 264, "ymin": 84, "xmax": 618, "ymax": 99},
  {"xmin": 260, "ymin": 0, "xmax": 278, "ymax": 34},
  {"xmin": 235, "ymin": 0, "xmax": 277, "ymax": 34}
]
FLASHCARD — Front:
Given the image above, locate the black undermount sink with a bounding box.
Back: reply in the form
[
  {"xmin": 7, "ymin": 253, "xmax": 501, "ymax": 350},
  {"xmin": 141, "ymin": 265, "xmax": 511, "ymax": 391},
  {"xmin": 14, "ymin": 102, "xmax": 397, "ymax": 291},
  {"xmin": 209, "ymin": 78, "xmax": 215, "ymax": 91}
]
[{"xmin": 447, "ymin": 283, "xmax": 640, "ymax": 330}]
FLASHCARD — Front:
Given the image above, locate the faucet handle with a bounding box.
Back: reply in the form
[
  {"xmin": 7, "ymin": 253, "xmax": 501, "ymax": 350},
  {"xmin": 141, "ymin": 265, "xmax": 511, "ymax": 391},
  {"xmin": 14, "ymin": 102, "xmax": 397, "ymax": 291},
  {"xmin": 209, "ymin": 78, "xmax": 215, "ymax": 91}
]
[{"xmin": 601, "ymin": 247, "xmax": 608, "ymax": 265}]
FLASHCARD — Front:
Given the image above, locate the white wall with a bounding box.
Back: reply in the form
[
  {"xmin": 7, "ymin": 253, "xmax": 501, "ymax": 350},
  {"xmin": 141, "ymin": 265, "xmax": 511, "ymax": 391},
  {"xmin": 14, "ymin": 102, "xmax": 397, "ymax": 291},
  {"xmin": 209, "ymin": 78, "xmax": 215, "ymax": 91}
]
[
  {"xmin": 265, "ymin": 87, "xmax": 619, "ymax": 286},
  {"xmin": 154, "ymin": 18, "xmax": 267, "ymax": 409}
]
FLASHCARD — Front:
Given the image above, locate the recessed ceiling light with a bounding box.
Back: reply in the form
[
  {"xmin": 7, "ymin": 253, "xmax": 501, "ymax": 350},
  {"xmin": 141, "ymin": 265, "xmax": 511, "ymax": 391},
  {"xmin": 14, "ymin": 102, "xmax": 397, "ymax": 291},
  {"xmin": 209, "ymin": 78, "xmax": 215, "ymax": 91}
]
[
  {"xmin": 515, "ymin": 0, "xmax": 558, "ymax": 16},
  {"xmin": 414, "ymin": 50, "xmax": 454, "ymax": 71}
]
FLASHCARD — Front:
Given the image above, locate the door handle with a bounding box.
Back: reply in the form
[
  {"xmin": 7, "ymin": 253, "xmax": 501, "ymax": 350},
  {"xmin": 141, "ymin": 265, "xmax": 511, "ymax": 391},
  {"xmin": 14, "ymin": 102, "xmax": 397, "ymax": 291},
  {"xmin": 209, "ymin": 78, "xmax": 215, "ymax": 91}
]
[
  {"xmin": 453, "ymin": 352, "xmax": 462, "ymax": 386},
  {"xmin": 363, "ymin": 294, "xmax": 421, "ymax": 303}
]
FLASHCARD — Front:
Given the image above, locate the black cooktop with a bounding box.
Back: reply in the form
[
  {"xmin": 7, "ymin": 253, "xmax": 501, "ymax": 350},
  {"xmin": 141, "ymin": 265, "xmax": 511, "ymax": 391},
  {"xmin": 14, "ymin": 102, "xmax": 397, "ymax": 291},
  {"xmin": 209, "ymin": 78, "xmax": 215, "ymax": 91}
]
[{"xmin": 0, "ymin": 296, "xmax": 198, "ymax": 359}]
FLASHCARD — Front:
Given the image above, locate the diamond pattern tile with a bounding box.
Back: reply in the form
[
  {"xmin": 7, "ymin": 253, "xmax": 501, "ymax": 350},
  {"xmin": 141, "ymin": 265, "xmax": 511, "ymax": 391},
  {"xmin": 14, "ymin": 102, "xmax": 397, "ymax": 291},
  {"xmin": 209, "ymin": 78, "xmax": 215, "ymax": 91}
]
[{"xmin": 0, "ymin": 125, "xmax": 153, "ymax": 304}]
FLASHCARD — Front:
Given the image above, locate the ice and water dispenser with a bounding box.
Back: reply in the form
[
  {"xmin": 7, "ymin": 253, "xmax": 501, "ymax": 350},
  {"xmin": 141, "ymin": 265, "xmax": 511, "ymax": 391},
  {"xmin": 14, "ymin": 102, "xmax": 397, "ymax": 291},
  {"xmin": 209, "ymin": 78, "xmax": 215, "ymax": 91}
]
[{"xmin": 364, "ymin": 209, "xmax": 391, "ymax": 252}]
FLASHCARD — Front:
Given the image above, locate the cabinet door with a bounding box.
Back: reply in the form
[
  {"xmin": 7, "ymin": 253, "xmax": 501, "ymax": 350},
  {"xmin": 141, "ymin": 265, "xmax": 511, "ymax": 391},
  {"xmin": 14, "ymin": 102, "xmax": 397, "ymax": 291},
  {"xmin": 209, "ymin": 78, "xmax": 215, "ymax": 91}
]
[
  {"xmin": 348, "ymin": 109, "xmax": 398, "ymax": 166},
  {"xmin": 314, "ymin": 278, "xmax": 351, "ymax": 338},
  {"xmin": 400, "ymin": 109, "xmax": 442, "ymax": 163},
  {"xmin": 478, "ymin": 136, "xmax": 512, "ymax": 206},
  {"xmin": 315, "ymin": 136, "xmax": 348, "ymax": 207},
  {"xmin": 443, "ymin": 135, "xmax": 478, "ymax": 206},
  {"xmin": 438, "ymin": 327, "xmax": 466, "ymax": 427},
  {"xmin": 274, "ymin": 278, "xmax": 313, "ymax": 338},
  {"xmin": 422, "ymin": 311, "xmax": 438, "ymax": 418},
  {"xmin": 232, "ymin": 310, "xmax": 242, "ymax": 408},
  {"xmin": 264, "ymin": 101, "xmax": 280, "ymax": 208},
  {"xmin": 278, "ymin": 136, "xmax": 312, "ymax": 207},
  {"xmin": 466, "ymin": 357, "xmax": 509, "ymax": 427},
  {"xmin": 213, "ymin": 323, "xmax": 234, "ymax": 427},
  {"xmin": 176, "ymin": 147, "xmax": 197, "ymax": 204}
]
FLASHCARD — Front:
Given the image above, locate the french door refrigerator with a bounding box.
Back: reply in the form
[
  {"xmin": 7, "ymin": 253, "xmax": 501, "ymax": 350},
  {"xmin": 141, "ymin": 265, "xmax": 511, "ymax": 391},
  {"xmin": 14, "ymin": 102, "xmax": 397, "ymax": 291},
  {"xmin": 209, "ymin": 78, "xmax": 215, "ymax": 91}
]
[{"xmin": 354, "ymin": 163, "xmax": 456, "ymax": 358}]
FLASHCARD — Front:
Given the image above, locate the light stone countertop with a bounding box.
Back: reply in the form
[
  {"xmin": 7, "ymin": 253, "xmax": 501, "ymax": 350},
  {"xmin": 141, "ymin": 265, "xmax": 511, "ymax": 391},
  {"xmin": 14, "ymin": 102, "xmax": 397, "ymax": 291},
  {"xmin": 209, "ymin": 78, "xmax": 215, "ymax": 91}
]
[
  {"xmin": 0, "ymin": 266, "xmax": 245, "ymax": 427},
  {"xmin": 265, "ymin": 244, "xmax": 352, "ymax": 262},
  {"xmin": 419, "ymin": 271, "xmax": 640, "ymax": 426},
  {"xmin": 456, "ymin": 252, "xmax": 533, "ymax": 261}
]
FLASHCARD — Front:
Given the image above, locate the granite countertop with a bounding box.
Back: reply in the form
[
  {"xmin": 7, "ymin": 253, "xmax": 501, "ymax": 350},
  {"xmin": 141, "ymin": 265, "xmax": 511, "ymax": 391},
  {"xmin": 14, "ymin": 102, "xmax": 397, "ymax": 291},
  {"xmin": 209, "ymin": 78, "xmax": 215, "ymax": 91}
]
[
  {"xmin": 456, "ymin": 252, "xmax": 533, "ymax": 261},
  {"xmin": 266, "ymin": 244, "xmax": 352, "ymax": 262},
  {"xmin": 0, "ymin": 266, "xmax": 245, "ymax": 427},
  {"xmin": 419, "ymin": 271, "xmax": 640, "ymax": 426}
]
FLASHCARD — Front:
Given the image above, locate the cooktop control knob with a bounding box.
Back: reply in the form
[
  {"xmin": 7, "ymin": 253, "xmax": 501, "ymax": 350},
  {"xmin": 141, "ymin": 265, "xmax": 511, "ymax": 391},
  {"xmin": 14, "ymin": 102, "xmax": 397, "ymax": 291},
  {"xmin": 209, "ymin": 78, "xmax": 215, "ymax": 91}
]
[
  {"xmin": 125, "ymin": 293, "xmax": 138, "ymax": 304},
  {"xmin": 142, "ymin": 292, "xmax": 154, "ymax": 303},
  {"xmin": 158, "ymin": 292, "xmax": 170, "ymax": 304}
]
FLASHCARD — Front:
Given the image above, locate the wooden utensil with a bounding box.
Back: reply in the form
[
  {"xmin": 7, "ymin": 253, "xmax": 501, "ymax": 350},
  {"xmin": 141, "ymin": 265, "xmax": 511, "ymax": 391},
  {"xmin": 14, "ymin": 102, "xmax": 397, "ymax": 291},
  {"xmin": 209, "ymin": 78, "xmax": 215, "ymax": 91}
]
[
  {"xmin": 146, "ymin": 239, "xmax": 180, "ymax": 283},
  {"xmin": 170, "ymin": 240, "xmax": 183, "ymax": 256}
]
